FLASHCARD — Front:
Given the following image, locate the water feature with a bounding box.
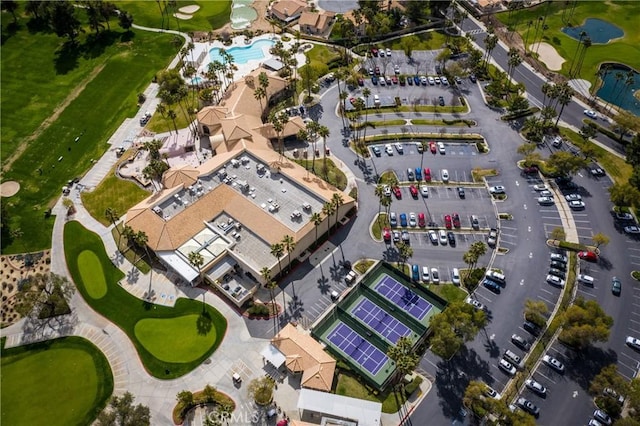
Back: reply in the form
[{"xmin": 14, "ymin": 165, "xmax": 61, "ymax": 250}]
[
  {"xmin": 562, "ymin": 18, "xmax": 623, "ymax": 44},
  {"xmin": 190, "ymin": 76, "xmax": 204, "ymax": 85},
  {"xmin": 318, "ymin": 0, "xmax": 358, "ymax": 13},
  {"xmin": 208, "ymin": 39, "xmax": 275, "ymax": 65},
  {"xmin": 231, "ymin": 0, "xmax": 257, "ymax": 30},
  {"xmin": 596, "ymin": 64, "xmax": 640, "ymax": 116}
]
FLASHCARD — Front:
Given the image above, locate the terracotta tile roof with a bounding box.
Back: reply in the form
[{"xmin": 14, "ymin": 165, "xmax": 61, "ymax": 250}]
[
  {"xmin": 162, "ymin": 165, "xmax": 199, "ymax": 188},
  {"xmin": 271, "ymin": 324, "xmax": 336, "ymax": 392},
  {"xmin": 196, "ymin": 106, "xmax": 228, "ymax": 127},
  {"xmin": 298, "ymin": 11, "xmax": 319, "ymax": 27},
  {"xmin": 271, "ymin": 0, "xmax": 307, "ymax": 17}
]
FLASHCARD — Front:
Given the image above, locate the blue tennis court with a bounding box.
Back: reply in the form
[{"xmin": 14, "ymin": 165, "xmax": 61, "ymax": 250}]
[
  {"xmin": 374, "ymin": 275, "xmax": 433, "ymax": 320},
  {"xmin": 327, "ymin": 322, "xmax": 389, "ymax": 375},
  {"xmin": 351, "ymin": 298, "xmax": 412, "ymax": 343}
]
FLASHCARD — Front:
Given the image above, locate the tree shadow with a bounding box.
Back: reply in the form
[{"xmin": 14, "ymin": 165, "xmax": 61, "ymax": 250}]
[
  {"xmin": 54, "ymin": 40, "xmax": 81, "ymax": 75},
  {"xmin": 564, "ymin": 344, "xmax": 617, "ymax": 390},
  {"xmin": 196, "ymin": 310, "xmax": 212, "ymax": 335},
  {"xmin": 0, "ymin": 21, "xmax": 20, "ymax": 46},
  {"xmin": 434, "ymin": 346, "xmax": 494, "ymax": 419}
]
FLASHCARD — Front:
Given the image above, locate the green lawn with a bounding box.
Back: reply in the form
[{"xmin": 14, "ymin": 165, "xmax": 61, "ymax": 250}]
[
  {"xmin": 64, "ymin": 221, "xmax": 227, "ymax": 378},
  {"xmin": 382, "ymin": 31, "xmax": 447, "ymax": 51},
  {"xmin": 335, "ymin": 373, "xmax": 404, "ymax": 413},
  {"xmin": 426, "ymin": 284, "xmax": 467, "ymax": 303},
  {"xmin": 1, "ymin": 14, "xmax": 177, "ymax": 254},
  {"xmin": 117, "ymin": 1, "xmax": 232, "ymax": 33},
  {"xmin": 82, "ymin": 166, "xmax": 150, "ymax": 227},
  {"xmin": 497, "ymin": 1, "xmax": 640, "ymax": 85},
  {"xmin": 1, "ymin": 337, "xmax": 113, "ymax": 426},
  {"xmin": 306, "ymin": 44, "xmax": 342, "ymax": 69},
  {"xmin": 78, "ymin": 250, "xmax": 108, "ymax": 299}
]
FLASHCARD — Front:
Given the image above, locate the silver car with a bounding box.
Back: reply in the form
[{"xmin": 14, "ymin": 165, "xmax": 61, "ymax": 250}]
[{"xmin": 538, "ymin": 196, "xmax": 554, "ymax": 206}]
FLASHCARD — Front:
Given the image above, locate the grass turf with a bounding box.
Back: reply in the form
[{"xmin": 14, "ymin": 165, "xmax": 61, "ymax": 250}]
[
  {"xmin": 78, "ymin": 250, "xmax": 108, "ymax": 299},
  {"xmin": 64, "ymin": 221, "xmax": 227, "ymax": 378},
  {"xmin": 0, "ymin": 336, "xmax": 113, "ymax": 426},
  {"xmin": 117, "ymin": 1, "xmax": 232, "ymax": 33},
  {"xmin": 496, "ymin": 1, "xmax": 640, "ymax": 85},
  {"xmin": 135, "ymin": 314, "xmax": 217, "ymax": 363},
  {"xmin": 1, "ymin": 16, "xmax": 177, "ymax": 254}
]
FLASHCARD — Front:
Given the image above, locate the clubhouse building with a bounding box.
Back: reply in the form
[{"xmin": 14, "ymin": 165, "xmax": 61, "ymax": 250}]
[{"xmin": 125, "ymin": 69, "xmax": 354, "ymax": 306}]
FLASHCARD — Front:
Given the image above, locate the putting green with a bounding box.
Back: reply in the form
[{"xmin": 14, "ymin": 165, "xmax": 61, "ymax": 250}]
[
  {"xmin": 1, "ymin": 337, "xmax": 112, "ymax": 426},
  {"xmin": 78, "ymin": 250, "xmax": 108, "ymax": 299},
  {"xmin": 134, "ymin": 315, "xmax": 217, "ymax": 363}
]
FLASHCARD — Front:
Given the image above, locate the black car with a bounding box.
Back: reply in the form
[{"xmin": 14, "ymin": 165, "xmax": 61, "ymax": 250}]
[
  {"xmin": 457, "ymin": 187, "xmax": 465, "ymax": 198},
  {"xmin": 447, "ymin": 231, "xmax": 456, "ymax": 246},
  {"xmin": 438, "ymin": 96, "xmax": 445, "ymax": 106},
  {"xmin": 523, "ymin": 321, "xmax": 541, "ymax": 336},
  {"xmin": 517, "ymin": 398, "xmax": 540, "ymax": 418},
  {"xmin": 372, "ymin": 146, "xmax": 381, "ymax": 157},
  {"xmin": 548, "ymin": 268, "xmax": 566, "ymax": 279},
  {"xmin": 511, "ymin": 334, "xmax": 531, "ymax": 351},
  {"xmin": 555, "ymin": 176, "xmax": 578, "ymax": 190},
  {"xmin": 549, "ymin": 261, "xmax": 567, "ymax": 271},
  {"xmin": 483, "ymin": 279, "xmax": 501, "ymax": 293},
  {"xmin": 469, "ymin": 74, "xmax": 477, "ymax": 82}
]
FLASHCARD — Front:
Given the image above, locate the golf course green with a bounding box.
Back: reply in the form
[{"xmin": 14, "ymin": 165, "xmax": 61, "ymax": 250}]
[
  {"xmin": 64, "ymin": 221, "xmax": 227, "ymax": 378},
  {"xmin": 1, "ymin": 337, "xmax": 113, "ymax": 426}
]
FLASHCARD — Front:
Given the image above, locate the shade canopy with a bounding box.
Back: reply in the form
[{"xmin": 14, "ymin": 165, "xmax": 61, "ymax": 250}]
[{"xmin": 261, "ymin": 344, "xmax": 286, "ymax": 368}]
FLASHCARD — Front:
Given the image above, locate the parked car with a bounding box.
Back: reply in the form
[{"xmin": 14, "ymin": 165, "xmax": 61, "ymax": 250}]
[
  {"xmin": 438, "ymin": 230, "xmax": 448, "ymax": 245},
  {"xmin": 422, "ymin": 266, "xmax": 430, "ymax": 282},
  {"xmin": 537, "ymin": 196, "xmax": 555, "ymax": 206},
  {"xmin": 603, "ymin": 388, "xmax": 625, "ymax": 405},
  {"xmin": 614, "ymin": 211, "xmax": 634, "ymax": 222},
  {"xmin": 569, "ymin": 200, "xmax": 586, "ymax": 210},
  {"xmin": 612, "ymin": 277, "xmax": 622, "ymax": 295},
  {"xmin": 421, "ymin": 186, "xmax": 429, "ymax": 198},
  {"xmin": 385, "ymin": 144, "xmax": 394, "ymax": 155},
  {"xmin": 578, "ymin": 251, "xmax": 598, "ymax": 262},
  {"xmin": 517, "ymin": 398, "xmax": 540, "ymax": 418},
  {"xmin": 409, "ymin": 212, "xmax": 417, "ymax": 227},
  {"xmin": 550, "ymin": 261, "xmax": 567, "ymax": 271},
  {"xmin": 525, "ymin": 379, "xmax": 547, "ymax": 397},
  {"xmin": 438, "ymin": 141, "xmax": 446, "ymax": 154},
  {"xmin": 447, "ymin": 231, "xmax": 456, "ymax": 246},
  {"xmin": 466, "ymin": 296, "xmax": 485, "ymax": 311},
  {"xmin": 489, "ymin": 185, "xmax": 505, "ymax": 195},
  {"xmin": 470, "ymin": 215, "xmax": 480, "ymax": 230},
  {"xmin": 431, "ymin": 267, "xmax": 440, "ymax": 284},
  {"xmin": 393, "ymin": 186, "xmax": 402, "ymax": 199},
  {"xmin": 626, "ymin": 336, "xmax": 640, "ymax": 350},
  {"xmin": 444, "ymin": 215, "xmax": 452, "ymax": 229},
  {"xmin": 546, "ymin": 274, "xmax": 565, "ymax": 288},
  {"xmin": 438, "ymin": 96, "xmax": 445, "ymax": 106},
  {"xmin": 511, "ymin": 334, "xmax": 531, "ymax": 351},
  {"xmin": 578, "ymin": 274, "xmax": 595, "ymax": 286},
  {"xmin": 409, "ymin": 184, "xmax": 418, "ymax": 198},
  {"xmin": 593, "ymin": 410, "xmax": 612, "ymax": 426},
  {"xmin": 624, "ymin": 225, "xmax": 640, "ymax": 234},
  {"xmin": 392, "ymin": 230, "xmax": 400, "ymax": 243},
  {"xmin": 484, "ymin": 385, "xmax": 501, "ymax": 400},
  {"xmin": 457, "ymin": 187, "xmax": 465, "ymax": 198},
  {"xmin": 550, "ymin": 253, "xmax": 568, "ymax": 263},
  {"xmin": 503, "ymin": 349, "xmax": 522, "ymax": 368},
  {"xmin": 483, "ymin": 279, "xmax": 501, "ymax": 293},
  {"xmin": 401, "ymin": 230, "xmax": 410, "ymax": 243},
  {"xmin": 399, "ymin": 213, "xmax": 408, "ymax": 227},
  {"xmin": 428, "ymin": 230, "xmax": 439, "ymax": 244},
  {"xmin": 523, "ymin": 321, "xmax": 541, "ymax": 336},
  {"xmin": 499, "ymin": 359, "xmax": 516, "ymax": 376},
  {"xmin": 533, "ymin": 184, "xmax": 548, "ymax": 191},
  {"xmin": 413, "ymin": 75, "xmax": 421, "ymax": 85},
  {"xmin": 487, "ymin": 228, "xmax": 498, "ymax": 247},
  {"xmin": 395, "ymin": 142, "xmax": 403, "ymax": 153},
  {"xmin": 486, "ymin": 270, "xmax": 506, "ymax": 285},
  {"xmin": 418, "ymin": 212, "xmax": 426, "ymax": 227},
  {"xmin": 429, "ymin": 141, "xmax": 437, "ymax": 154},
  {"xmin": 372, "ymin": 146, "xmax": 381, "ymax": 156},
  {"xmin": 424, "ymin": 168, "xmax": 432, "ymax": 182},
  {"xmin": 412, "ymin": 264, "xmax": 420, "ymax": 281},
  {"xmin": 548, "ymin": 268, "xmax": 566, "ymax": 279},
  {"xmin": 383, "ymin": 227, "xmax": 391, "ymax": 243},
  {"xmin": 542, "ymin": 355, "xmax": 565, "ymax": 373},
  {"xmin": 415, "ymin": 168, "xmax": 422, "ymax": 181},
  {"xmin": 452, "ymin": 213, "xmax": 461, "ymax": 228},
  {"xmin": 452, "ymin": 268, "xmax": 460, "ymax": 285},
  {"xmin": 389, "ymin": 212, "xmax": 397, "ymax": 226},
  {"xmin": 383, "ymin": 185, "xmax": 392, "ymax": 197}
]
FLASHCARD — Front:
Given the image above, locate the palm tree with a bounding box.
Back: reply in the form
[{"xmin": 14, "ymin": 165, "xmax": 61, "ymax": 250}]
[
  {"xmin": 397, "ymin": 242, "xmax": 413, "ymax": 270},
  {"xmin": 281, "ymin": 235, "xmax": 296, "ymax": 273},
  {"xmin": 574, "ymin": 36, "xmax": 592, "ymax": 79},
  {"xmin": 167, "ymin": 109, "xmax": 178, "ymax": 134},
  {"xmin": 254, "ymin": 86, "xmax": 266, "ymax": 118},
  {"xmin": 482, "ymin": 34, "xmax": 498, "ymax": 71},
  {"xmin": 311, "ymin": 212, "xmax": 322, "ymax": 248},
  {"xmin": 104, "ymin": 207, "xmax": 121, "ymax": 243},
  {"xmin": 554, "ymin": 82, "xmax": 573, "ymax": 126},
  {"xmin": 318, "ymin": 125, "xmax": 330, "ymax": 177},
  {"xmin": 322, "ymin": 202, "xmax": 336, "ymax": 234},
  {"xmin": 331, "ymin": 192, "xmax": 345, "ymax": 231},
  {"xmin": 122, "ymin": 225, "xmax": 135, "ymax": 251},
  {"xmin": 133, "ymin": 230, "xmax": 149, "ymax": 265},
  {"xmin": 339, "ymin": 90, "xmax": 349, "ymax": 131},
  {"xmin": 387, "ymin": 336, "xmax": 419, "ymax": 421},
  {"xmin": 259, "ymin": 266, "xmax": 278, "ymax": 314},
  {"xmin": 540, "ymin": 82, "xmax": 552, "ymax": 107},
  {"xmin": 569, "ymin": 30, "xmax": 587, "ymax": 77},
  {"xmin": 374, "ymin": 185, "xmax": 385, "ymax": 222},
  {"xmin": 188, "ymin": 251, "xmax": 205, "ymax": 284},
  {"xmin": 506, "ymin": 48, "xmax": 523, "ymax": 93},
  {"xmin": 270, "ymin": 243, "xmax": 284, "ymax": 279},
  {"xmin": 268, "ymin": 111, "xmax": 289, "ymax": 156},
  {"xmin": 361, "ymin": 87, "xmax": 371, "ymax": 142}
]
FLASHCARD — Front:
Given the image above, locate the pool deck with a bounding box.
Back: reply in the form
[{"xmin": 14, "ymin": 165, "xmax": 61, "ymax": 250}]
[{"xmin": 188, "ymin": 34, "xmax": 308, "ymax": 86}]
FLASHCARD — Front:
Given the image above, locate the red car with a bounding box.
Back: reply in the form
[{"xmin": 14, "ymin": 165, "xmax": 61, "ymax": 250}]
[
  {"xmin": 358, "ymin": 78, "xmax": 364, "ymax": 86},
  {"xmin": 374, "ymin": 66, "xmax": 380, "ymax": 75},
  {"xmin": 393, "ymin": 186, "xmax": 402, "ymax": 199},
  {"xmin": 418, "ymin": 213, "xmax": 426, "ymax": 227},
  {"xmin": 391, "ymin": 76, "xmax": 398, "ymax": 84},
  {"xmin": 409, "ymin": 184, "xmax": 418, "ymax": 198},
  {"xmin": 371, "ymin": 47, "xmax": 379, "ymax": 57},
  {"xmin": 429, "ymin": 141, "xmax": 437, "ymax": 154},
  {"xmin": 383, "ymin": 227, "xmax": 391, "ymax": 242},
  {"xmin": 578, "ymin": 251, "xmax": 598, "ymax": 262},
  {"xmin": 444, "ymin": 214, "xmax": 452, "ymax": 229},
  {"xmin": 424, "ymin": 168, "xmax": 432, "ymax": 182},
  {"xmin": 349, "ymin": 97, "xmax": 356, "ymax": 105},
  {"xmin": 452, "ymin": 213, "xmax": 461, "ymax": 228}
]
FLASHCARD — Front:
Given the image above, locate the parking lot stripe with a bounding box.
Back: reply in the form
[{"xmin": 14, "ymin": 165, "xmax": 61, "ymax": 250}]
[
  {"xmin": 535, "ymin": 371, "xmax": 556, "ymax": 385},
  {"xmin": 538, "ymin": 295, "xmax": 555, "ymax": 305}
]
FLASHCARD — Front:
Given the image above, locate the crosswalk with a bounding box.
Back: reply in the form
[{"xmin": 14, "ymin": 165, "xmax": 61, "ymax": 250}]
[{"xmin": 465, "ymin": 29, "xmax": 486, "ymax": 36}]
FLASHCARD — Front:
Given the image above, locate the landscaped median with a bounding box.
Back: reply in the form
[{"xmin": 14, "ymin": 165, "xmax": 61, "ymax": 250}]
[
  {"xmin": 0, "ymin": 336, "xmax": 113, "ymax": 426},
  {"xmin": 63, "ymin": 221, "xmax": 227, "ymax": 379}
]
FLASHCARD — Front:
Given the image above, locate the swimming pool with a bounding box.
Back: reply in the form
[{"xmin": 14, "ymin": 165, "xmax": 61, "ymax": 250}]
[
  {"xmin": 190, "ymin": 76, "xmax": 204, "ymax": 85},
  {"xmin": 208, "ymin": 39, "xmax": 274, "ymax": 65}
]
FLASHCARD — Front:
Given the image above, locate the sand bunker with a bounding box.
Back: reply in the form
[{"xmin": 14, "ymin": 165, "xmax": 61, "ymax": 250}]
[
  {"xmin": 0, "ymin": 181, "xmax": 20, "ymax": 197},
  {"xmin": 179, "ymin": 5, "xmax": 200, "ymax": 14},
  {"xmin": 530, "ymin": 42, "xmax": 565, "ymax": 71},
  {"xmin": 174, "ymin": 12, "xmax": 194, "ymax": 20}
]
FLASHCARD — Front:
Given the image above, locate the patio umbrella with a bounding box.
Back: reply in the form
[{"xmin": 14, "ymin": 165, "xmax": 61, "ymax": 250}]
[{"xmin": 277, "ymin": 420, "xmax": 288, "ymax": 426}]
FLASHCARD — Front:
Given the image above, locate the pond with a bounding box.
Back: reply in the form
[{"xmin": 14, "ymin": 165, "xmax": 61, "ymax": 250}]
[
  {"xmin": 596, "ymin": 64, "xmax": 640, "ymax": 116},
  {"xmin": 562, "ymin": 18, "xmax": 623, "ymax": 44}
]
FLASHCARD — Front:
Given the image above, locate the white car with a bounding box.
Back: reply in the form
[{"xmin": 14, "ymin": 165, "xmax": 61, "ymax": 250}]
[
  {"xmin": 624, "ymin": 225, "xmax": 640, "ymax": 234},
  {"xmin": 542, "ymin": 354, "xmax": 565, "ymax": 373},
  {"xmin": 420, "ymin": 76, "xmax": 428, "ymax": 85},
  {"xmin": 431, "ymin": 267, "xmax": 440, "ymax": 284},
  {"xmin": 578, "ymin": 274, "xmax": 594, "ymax": 285},
  {"xmin": 538, "ymin": 196, "xmax": 554, "ymax": 206},
  {"xmin": 627, "ymin": 336, "xmax": 640, "ymax": 350},
  {"xmin": 550, "ymin": 253, "xmax": 568, "ymax": 263},
  {"xmin": 428, "ymin": 230, "xmax": 439, "ymax": 244},
  {"xmin": 395, "ymin": 142, "xmax": 403, "ymax": 153},
  {"xmin": 434, "ymin": 76, "xmax": 441, "ymax": 84},
  {"xmin": 385, "ymin": 48, "xmax": 391, "ymax": 56},
  {"xmin": 499, "ymin": 359, "xmax": 516, "ymax": 375},
  {"xmin": 489, "ymin": 185, "xmax": 505, "ymax": 194},
  {"xmin": 484, "ymin": 385, "xmax": 501, "ymax": 400},
  {"xmin": 427, "ymin": 76, "xmax": 435, "ymax": 85},
  {"xmin": 565, "ymin": 193, "xmax": 582, "ymax": 201},
  {"xmin": 533, "ymin": 184, "xmax": 548, "ymax": 191},
  {"xmin": 546, "ymin": 274, "xmax": 565, "ymax": 288},
  {"xmin": 569, "ymin": 200, "xmax": 585, "ymax": 210},
  {"xmin": 452, "ymin": 268, "xmax": 461, "ymax": 285},
  {"xmin": 525, "ymin": 379, "xmax": 547, "ymax": 396},
  {"xmin": 383, "ymin": 185, "xmax": 391, "ymax": 197},
  {"xmin": 409, "ymin": 212, "xmax": 417, "ymax": 227},
  {"xmin": 438, "ymin": 229, "xmax": 448, "ymax": 245},
  {"xmin": 422, "ymin": 266, "xmax": 430, "ymax": 282},
  {"xmin": 584, "ymin": 109, "xmax": 598, "ymax": 119},
  {"xmin": 539, "ymin": 190, "xmax": 553, "ymax": 197},
  {"xmin": 438, "ymin": 142, "xmax": 446, "ymax": 154},
  {"xmin": 421, "ymin": 186, "xmax": 429, "ymax": 197},
  {"xmin": 466, "ymin": 296, "xmax": 485, "ymax": 311},
  {"xmin": 593, "ymin": 410, "xmax": 612, "ymax": 426},
  {"xmin": 385, "ymin": 144, "xmax": 393, "ymax": 155},
  {"xmin": 441, "ymin": 76, "xmax": 449, "ymax": 85},
  {"xmin": 441, "ymin": 169, "xmax": 449, "ymax": 183}
]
